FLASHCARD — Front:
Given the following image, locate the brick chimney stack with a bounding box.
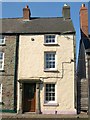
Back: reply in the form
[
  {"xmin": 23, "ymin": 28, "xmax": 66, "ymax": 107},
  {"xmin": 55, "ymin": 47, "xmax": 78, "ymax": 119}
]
[
  {"xmin": 80, "ymin": 4, "xmax": 88, "ymax": 37},
  {"xmin": 23, "ymin": 5, "xmax": 31, "ymax": 20},
  {"xmin": 62, "ymin": 4, "xmax": 71, "ymax": 19}
]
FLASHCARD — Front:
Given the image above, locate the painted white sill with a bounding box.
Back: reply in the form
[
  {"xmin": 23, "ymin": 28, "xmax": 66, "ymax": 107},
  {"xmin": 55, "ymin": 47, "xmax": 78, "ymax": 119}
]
[
  {"xmin": 0, "ymin": 43, "xmax": 5, "ymax": 46},
  {"xmin": 44, "ymin": 69, "xmax": 58, "ymax": 72},
  {"xmin": 44, "ymin": 103, "xmax": 59, "ymax": 106},
  {"xmin": 0, "ymin": 69, "xmax": 4, "ymax": 72},
  {"xmin": 44, "ymin": 43, "xmax": 58, "ymax": 46}
]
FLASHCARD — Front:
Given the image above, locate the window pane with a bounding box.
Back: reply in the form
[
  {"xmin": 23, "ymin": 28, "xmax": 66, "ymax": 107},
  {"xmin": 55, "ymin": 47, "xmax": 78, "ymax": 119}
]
[
  {"xmin": 45, "ymin": 35, "xmax": 55, "ymax": 44},
  {"xmin": 52, "ymin": 39, "xmax": 55, "ymax": 42},
  {"xmin": 46, "ymin": 40, "xmax": 48, "ymax": 43},
  {"xmin": 0, "ymin": 52, "xmax": 4, "ymax": 70},
  {"xmin": 0, "ymin": 53, "xmax": 3, "ymax": 60},
  {"xmin": 49, "ymin": 35, "xmax": 51, "ymax": 38},
  {"xmin": 0, "ymin": 35, "xmax": 5, "ymax": 44},
  {"xmin": 46, "ymin": 96, "xmax": 48, "ymax": 101},
  {"xmin": 45, "ymin": 52, "xmax": 55, "ymax": 69},
  {"xmin": 45, "ymin": 84, "xmax": 55, "ymax": 102},
  {"xmin": 0, "ymin": 39, "xmax": 4, "ymax": 44},
  {"xmin": 0, "ymin": 62, "xmax": 2, "ymax": 69},
  {"xmin": 52, "ymin": 97, "xmax": 55, "ymax": 100},
  {"xmin": 46, "ymin": 36, "xmax": 48, "ymax": 39},
  {"xmin": 48, "ymin": 96, "xmax": 50, "ymax": 101}
]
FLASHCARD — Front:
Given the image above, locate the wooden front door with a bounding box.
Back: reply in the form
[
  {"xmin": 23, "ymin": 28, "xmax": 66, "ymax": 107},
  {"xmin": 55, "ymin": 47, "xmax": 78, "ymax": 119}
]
[{"xmin": 23, "ymin": 83, "xmax": 36, "ymax": 112}]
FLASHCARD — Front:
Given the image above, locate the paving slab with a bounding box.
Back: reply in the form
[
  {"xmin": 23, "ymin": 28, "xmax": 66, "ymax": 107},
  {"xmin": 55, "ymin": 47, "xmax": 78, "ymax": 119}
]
[{"xmin": 0, "ymin": 113, "xmax": 89, "ymax": 120}]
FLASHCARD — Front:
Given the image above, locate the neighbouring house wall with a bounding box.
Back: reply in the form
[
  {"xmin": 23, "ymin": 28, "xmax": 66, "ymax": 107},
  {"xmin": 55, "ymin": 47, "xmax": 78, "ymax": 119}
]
[
  {"xmin": 77, "ymin": 41, "xmax": 86, "ymax": 79},
  {"xmin": 88, "ymin": 55, "xmax": 90, "ymax": 114},
  {"xmin": 77, "ymin": 41, "xmax": 88, "ymax": 113},
  {"xmin": 18, "ymin": 34, "xmax": 76, "ymax": 114},
  {"xmin": 77, "ymin": 4, "xmax": 89, "ymax": 113},
  {"xmin": 0, "ymin": 36, "xmax": 17, "ymax": 111}
]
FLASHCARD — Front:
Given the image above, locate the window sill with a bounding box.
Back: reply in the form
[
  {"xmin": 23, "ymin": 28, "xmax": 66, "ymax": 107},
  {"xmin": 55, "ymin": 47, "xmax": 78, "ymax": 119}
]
[
  {"xmin": 0, "ymin": 44, "xmax": 6, "ymax": 46},
  {"xmin": 44, "ymin": 43, "xmax": 58, "ymax": 46},
  {"xmin": 0, "ymin": 102, "xmax": 3, "ymax": 105},
  {"xmin": 44, "ymin": 103, "xmax": 59, "ymax": 106},
  {"xmin": 0, "ymin": 69, "xmax": 4, "ymax": 72},
  {"xmin": 44, "ymin": 69, "xmax": 58, "ymax": 72}
]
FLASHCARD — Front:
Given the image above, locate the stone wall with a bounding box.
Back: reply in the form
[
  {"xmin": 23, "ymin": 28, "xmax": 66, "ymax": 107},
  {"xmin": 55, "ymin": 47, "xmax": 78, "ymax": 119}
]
[{"xmin": 0, "ymin": 35, "xmax": 17, "ymax": 111}]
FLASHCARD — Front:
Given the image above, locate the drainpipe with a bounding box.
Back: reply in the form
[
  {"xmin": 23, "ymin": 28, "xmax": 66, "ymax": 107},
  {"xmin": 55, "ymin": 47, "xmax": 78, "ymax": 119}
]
[
  {"xmin": 14, "ymin": 34, "xmax": 19, "ymax": 113},
  {"xmin": 36, "ymin": 83, "xmax": 41, "ymax": 114}
]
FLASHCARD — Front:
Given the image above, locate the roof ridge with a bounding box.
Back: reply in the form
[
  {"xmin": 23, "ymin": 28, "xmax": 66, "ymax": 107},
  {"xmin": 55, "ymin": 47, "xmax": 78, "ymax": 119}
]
[
  {"xmin": 0, "ymin": 17, "xmax": 23, "ymax": 20},
  {"xmin": 0, "ymin": 17, "xmax": 63, "ymax": 20}
]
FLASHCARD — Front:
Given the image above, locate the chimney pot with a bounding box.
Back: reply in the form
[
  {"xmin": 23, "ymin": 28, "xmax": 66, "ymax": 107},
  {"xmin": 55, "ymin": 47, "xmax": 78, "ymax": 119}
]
[
  {"xmin": 26, "ymin": 5, "xmax": 29, "ymax": 8},
  {"xmin": 64, "ymin": 4, "xmax": 68, "ymax": 6},
  {"xmin": 82, "ymin": 4, "xmax": 85, "ymax": 7}
]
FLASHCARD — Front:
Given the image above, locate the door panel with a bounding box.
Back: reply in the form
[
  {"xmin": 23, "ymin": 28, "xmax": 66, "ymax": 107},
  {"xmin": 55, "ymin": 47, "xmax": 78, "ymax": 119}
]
[{"xmin": 23, "ymin": 83, "xmax": 36, "ymax": 112}]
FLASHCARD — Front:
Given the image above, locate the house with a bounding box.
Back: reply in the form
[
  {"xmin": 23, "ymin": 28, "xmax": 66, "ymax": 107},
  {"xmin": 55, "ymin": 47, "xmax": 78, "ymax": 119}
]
[
  {"xmin": 17, "ymin": 5, "xmax": 76, "ymax": 114},
  {"xmin": 77, "ymin": 4, "xmax": 90, "ymax": 114},
  {"xmin": 1, "ymin": 4, "xmax": 76, "ymax": 114}
]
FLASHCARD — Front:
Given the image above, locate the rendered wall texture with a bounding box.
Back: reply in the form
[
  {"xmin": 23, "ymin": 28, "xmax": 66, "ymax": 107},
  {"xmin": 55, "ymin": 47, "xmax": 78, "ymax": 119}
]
[{"xmin": 18, "ymin": 34, "xmax": 76, "ymax": 114}]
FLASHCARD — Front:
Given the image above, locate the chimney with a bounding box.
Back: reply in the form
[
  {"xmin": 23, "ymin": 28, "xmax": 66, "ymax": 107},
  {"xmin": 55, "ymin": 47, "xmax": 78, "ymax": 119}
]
[
  {"xmin": 62, "ymin": 4, "xmax": 70, "ymax": 19},
  {"xmin": 80, "ymin": 4, "xmax": 88, "ymax": 37},
  {"xmin": 23, "ymin": 5, "xmax": 31, "ymax": 20}
]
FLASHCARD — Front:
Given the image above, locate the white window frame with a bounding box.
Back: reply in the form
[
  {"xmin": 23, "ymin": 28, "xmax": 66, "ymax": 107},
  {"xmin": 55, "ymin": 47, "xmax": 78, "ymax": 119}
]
[
  {"xmin": 0, "ymin": 52, "xmax": 4, "ymax": 71},
  {"xmin": 0, "ymin": 35, "xmax": 5, "ymax": 45},
  {"xmin": 44, "ymin": 52, "xmax": 56, "ymax": 71},
  {"xmin": 0, "ymin": 84, "xmax": 2, "ymax": 103},
  {"xmin": 44, "ymin": 34, "xmax": 57, "ymax": 45},
  {"xmin": 44, "ymin": 83, "xmax": 57, "ymax": 104}
]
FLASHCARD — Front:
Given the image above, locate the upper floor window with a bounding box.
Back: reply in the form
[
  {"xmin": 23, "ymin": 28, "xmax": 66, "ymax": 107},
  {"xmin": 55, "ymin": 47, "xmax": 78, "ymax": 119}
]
[
  {"xmin": 44, "ymin": 52, "xmax": 56, "ymax": 71},
  {"xmin": 0, "ymin": 35, "xmax": 5, "ymax": 45},
  {"xmin": 44, "ymin": 35, "xmax": 57, "ymax": 45},
  {"xmin": 0, "ymin": 52, "xmax": 4, "ymax": 70}
]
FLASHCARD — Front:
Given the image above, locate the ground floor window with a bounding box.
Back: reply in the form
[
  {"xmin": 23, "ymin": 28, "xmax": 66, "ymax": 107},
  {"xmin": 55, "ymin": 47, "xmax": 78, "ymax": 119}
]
[
  {"xmin": 45, "ymin": 84, "xmax": 55, "ymax": 103},
  {"xmin": 0, "ymin": 52, "xmax": 4, "ymax": 70},
  {"xmin": 0, "ymin": 84, "xmax": 2, "ymax": 102}
]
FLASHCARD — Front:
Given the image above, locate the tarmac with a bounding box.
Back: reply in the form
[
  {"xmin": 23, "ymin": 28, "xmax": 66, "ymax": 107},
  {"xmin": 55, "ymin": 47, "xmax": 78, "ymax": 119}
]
[{"xmin": 0, "ymin": 112, "xmax": 90, "ymax": 120}]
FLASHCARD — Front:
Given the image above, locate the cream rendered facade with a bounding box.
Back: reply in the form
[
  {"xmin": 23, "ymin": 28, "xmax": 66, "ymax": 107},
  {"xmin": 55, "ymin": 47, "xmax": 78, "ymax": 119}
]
[{"xmin": 17, "ymin": 34, "xmax": 76, "ymax": 114}]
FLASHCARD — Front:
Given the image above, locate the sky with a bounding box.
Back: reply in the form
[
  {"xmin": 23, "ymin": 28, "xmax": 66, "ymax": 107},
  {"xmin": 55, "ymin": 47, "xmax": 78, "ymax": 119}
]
[{"xmin": 1, "ymin": 2, "xmax": 89, "ymax": 64}]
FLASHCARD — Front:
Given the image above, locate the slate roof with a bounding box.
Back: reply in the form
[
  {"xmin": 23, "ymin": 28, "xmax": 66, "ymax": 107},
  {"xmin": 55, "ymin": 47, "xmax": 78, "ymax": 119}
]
[{"xmin": 0, "ymin": 17, "xmax": 75, "ymax": 34}]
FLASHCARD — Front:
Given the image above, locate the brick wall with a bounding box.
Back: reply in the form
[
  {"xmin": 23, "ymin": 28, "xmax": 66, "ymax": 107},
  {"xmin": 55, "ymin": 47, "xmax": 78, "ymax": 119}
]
[{"xmin": 80, "ymin": 4, "xmax": 88, "ymax": 37}]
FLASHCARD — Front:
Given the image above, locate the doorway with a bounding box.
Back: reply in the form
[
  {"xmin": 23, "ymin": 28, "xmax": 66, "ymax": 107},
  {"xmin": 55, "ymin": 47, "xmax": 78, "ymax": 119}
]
[{"xmin": 23, "ymin": 83, "xmax": 36, "ymax": 112}]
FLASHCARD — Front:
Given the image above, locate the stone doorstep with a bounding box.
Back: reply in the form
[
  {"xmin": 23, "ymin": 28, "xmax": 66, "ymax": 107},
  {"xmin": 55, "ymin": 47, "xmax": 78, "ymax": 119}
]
[{"xmin": 0, "ymin": 113, "xmax": 89, "ymax": 118}]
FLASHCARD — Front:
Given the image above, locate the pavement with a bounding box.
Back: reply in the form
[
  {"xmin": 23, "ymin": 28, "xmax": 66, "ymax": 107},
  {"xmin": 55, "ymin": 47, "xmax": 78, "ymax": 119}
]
[{"xmin": 0, "ymin": 113, "xmax": 90, "ymax": 120}]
